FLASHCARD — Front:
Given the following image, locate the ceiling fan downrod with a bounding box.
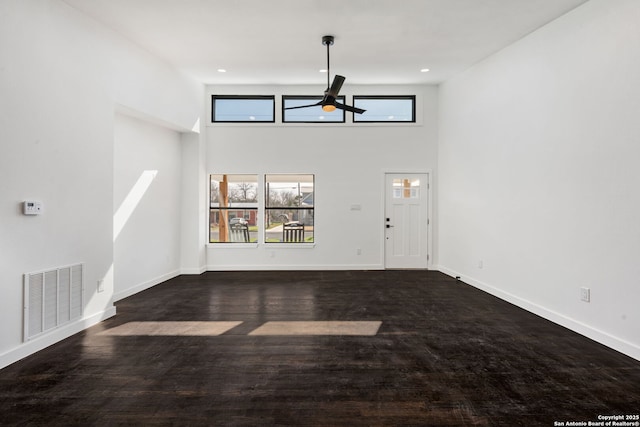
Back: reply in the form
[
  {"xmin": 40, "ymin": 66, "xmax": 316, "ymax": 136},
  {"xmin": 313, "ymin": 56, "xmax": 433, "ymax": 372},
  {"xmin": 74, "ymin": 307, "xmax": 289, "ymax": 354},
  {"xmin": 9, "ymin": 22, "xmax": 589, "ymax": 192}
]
[{"xmin": 322, "ymin": 35, "xmax": 334, "ymax": 90}]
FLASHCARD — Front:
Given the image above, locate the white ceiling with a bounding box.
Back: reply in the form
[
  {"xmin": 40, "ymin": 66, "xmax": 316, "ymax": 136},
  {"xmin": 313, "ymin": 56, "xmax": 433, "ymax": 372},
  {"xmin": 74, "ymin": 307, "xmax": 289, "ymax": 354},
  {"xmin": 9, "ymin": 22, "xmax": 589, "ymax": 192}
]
[{"xmin": 62, "ymin": 0, "xmax": 589, "ymax": 86}]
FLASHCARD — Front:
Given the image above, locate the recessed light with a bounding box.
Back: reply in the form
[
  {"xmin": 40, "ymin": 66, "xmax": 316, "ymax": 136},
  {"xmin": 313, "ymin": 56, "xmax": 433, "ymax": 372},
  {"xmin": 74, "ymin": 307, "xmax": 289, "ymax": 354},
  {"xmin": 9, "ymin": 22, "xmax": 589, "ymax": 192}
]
[
  {"xmin": 420, "ymin": 68, "xmax": 430, "ymax": 73},
  {"xmin": 217, "ymin": 69, "xmax": 227, "ymax": 73}
]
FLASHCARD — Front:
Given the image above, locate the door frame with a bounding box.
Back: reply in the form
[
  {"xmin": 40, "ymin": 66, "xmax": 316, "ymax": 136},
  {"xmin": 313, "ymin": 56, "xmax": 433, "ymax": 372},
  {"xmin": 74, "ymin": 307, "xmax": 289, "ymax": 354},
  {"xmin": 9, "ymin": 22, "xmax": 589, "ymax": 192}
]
[{"xmin": 382, "ymin": 170, "xmax": 433, "ymax": 269}]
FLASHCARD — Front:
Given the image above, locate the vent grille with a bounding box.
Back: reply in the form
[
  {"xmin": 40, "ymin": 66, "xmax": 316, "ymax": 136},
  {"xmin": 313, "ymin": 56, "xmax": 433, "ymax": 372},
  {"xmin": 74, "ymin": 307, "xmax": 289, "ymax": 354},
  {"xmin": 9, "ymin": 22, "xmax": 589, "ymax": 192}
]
[{"xmin": 24, "ymin": 264, "xmax": 84, "ymax": 341}]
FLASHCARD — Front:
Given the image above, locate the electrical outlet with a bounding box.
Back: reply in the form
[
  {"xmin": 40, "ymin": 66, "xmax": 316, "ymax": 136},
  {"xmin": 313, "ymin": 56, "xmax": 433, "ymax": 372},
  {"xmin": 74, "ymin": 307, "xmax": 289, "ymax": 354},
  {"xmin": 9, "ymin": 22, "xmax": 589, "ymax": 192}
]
[
  {"xmin": 97, "ymin": 279, "xmax": 104, "ymax": 293},
  {"xmin": 356, "ymin": 248, "xmax": 362, "ymax": 255},
  {"xmin": 580, "ymin": 287, "xmax": 590, "ymax": 302},
  {"xmin": 478, "ymin": 260, "xmax": 483, "ymax": 269}
]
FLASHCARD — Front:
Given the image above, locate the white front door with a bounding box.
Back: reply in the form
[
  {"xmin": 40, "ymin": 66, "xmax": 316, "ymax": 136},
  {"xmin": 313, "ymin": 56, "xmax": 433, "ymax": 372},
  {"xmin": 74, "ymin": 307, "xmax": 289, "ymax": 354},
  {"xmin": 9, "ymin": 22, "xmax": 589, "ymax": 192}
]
[{"xmin": 384, "ymin": 173, "xmax": 429, "ymax": 269}]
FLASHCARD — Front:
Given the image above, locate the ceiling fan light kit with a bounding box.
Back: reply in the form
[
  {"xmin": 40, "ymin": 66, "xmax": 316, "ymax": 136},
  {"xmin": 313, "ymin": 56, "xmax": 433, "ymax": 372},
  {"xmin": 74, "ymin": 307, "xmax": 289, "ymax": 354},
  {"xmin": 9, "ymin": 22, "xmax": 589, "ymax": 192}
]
[{"xmin": 284, "ymin": 35, "xmax": 365, "ymax": 115}]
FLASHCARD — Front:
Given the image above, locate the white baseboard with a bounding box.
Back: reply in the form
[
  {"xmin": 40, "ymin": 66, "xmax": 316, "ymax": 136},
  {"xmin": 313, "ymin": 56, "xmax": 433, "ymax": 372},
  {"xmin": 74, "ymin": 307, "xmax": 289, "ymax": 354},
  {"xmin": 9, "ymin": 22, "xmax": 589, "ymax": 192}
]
[
  {"xmin": 113, "ymin": 270, "xmax": 180, "ymax": 302},
  {"xmin": 437, "ymin": 266, "xmax": 640, "ymax": 362},
  {"xmin": 0, "ymin": 306, "xmax": 116, "ymax": 370},
  {"xmin": 206, "ymin": 264, "xmax": 385, "ymax": 271},
  {"xmin": 180, "ymin": 266, "xmax": 207, "ymax": 275}
]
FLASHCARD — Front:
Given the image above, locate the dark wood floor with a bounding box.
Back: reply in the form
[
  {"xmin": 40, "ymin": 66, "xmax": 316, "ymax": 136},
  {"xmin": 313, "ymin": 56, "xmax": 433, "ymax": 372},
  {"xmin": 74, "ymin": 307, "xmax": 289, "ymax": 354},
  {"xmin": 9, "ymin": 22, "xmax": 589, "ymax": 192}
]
[{"xmin": 1, "ymin": 270, "xmax": 639, "ymax": 426}]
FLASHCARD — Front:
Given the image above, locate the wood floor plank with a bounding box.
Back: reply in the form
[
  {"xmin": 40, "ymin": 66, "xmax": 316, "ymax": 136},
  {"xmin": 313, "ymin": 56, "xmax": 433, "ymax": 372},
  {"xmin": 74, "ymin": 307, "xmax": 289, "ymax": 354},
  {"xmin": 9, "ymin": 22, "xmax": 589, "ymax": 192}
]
[{"xmin": 1, "ymin": 270, "xmax": 639, "ymax": 426}]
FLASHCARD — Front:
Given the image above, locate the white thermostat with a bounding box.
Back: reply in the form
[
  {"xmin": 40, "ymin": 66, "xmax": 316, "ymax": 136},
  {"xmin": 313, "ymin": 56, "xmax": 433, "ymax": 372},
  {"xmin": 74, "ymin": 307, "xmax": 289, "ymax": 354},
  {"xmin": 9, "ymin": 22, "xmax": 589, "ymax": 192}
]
[{"xmin": 23, "ymin": 201, "xmax": 43, "ymax": 215}]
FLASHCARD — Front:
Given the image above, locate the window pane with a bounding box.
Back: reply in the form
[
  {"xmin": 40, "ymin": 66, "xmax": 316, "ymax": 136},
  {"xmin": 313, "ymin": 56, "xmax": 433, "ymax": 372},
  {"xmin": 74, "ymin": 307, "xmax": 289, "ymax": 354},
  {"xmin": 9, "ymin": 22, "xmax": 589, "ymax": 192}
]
[
  {"xmin": 209, "ymin": 208, "xmax": 258, "ymax": 243},
  {"xmin": 283, "ymin": 96, "xmax": 345, "ymax": 123},
  {"xmin": 353, "ymin": 96, "xmax": 415, "ymax": 122},
  {"xmin": 265, "ymin": 174, "xmax": 314, "ymax": 208},
  {"xmin": 392, "ymin": 178, "xmax": 420, "ymax": 199},
  {"xmin": 211, "ymin": 174, "xmax": 258, "ymax": 204},
  {"xmin": 265, "ymin": 174, "xmax": 314, "ymax": 243},
  {"xmin": 212, "ymin": 96, "xmax": 275, "ymax": 122},
  {"xmin": 264, "ymin": 209, "xmax": 314, "ymax": 243},
  {"xmin": 210, "ymin": 174, "xmax": 259, "ymax": 243}
]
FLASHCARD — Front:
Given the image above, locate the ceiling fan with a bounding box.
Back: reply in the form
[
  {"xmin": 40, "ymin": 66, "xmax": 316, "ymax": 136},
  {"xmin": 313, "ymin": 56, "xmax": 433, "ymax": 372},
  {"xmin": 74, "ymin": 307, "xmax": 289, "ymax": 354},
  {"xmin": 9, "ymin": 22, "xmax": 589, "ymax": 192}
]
[{"xmin": 285, "ymin": 35, "xmax": 366, "ymax": 114}]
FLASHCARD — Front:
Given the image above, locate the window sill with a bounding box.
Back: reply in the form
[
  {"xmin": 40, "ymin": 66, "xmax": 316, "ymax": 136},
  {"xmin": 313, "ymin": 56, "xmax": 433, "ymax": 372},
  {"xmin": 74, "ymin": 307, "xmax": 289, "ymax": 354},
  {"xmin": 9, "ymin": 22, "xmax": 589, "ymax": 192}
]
[
  {"xmin": 265, "ymin": 243, "xmax": 315, "ymax": 249},
  {"xmin": 206, "ymin": 243, "xmax": 315, "ymax": 249},
  {"xmin": 207, "ymin": 243, "xmax": 259, "ymax": 249}
]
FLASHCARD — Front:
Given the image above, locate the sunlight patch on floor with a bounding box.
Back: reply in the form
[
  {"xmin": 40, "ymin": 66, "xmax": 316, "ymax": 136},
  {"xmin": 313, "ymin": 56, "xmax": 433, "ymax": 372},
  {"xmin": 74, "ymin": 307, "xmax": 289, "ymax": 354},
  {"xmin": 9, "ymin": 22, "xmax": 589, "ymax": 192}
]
[
  {"xmin": 100, "ymin": 321, "xmax": 242, "ymax": 336},
  {"xmin": 248, "ymin": 321, "xmax": 382, "ymax": 336}
]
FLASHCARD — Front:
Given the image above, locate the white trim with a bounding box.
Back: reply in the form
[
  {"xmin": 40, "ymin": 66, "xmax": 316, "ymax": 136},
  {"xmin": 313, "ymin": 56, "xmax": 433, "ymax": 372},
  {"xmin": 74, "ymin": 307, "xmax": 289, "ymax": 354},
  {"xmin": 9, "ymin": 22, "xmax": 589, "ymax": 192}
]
[
  {"xmin": 263, "ymin": 243, "xmax": 316, "ymax": 249},
  {"xmin": 207, "ymin": 243, "xmax": 259, "ymax": 249},
  {"xmin": 0, "ymin": 306, "xmax": 116, "ymax": 370},
  {"xmin": 180, "ymin": 266, "xmax": 207, "ymax": 275},
  {"xmin": 207, "ymin": 243, "xmax": 315, "ymax": 249},
  {"xmin": 437, "ymin": 266, "xmax": 640, "ymax": 362},
  {"xmin": 113, "ymin": 270, "xmax": 180, "ymax": 302},
  {"xmin": 382, "ymin": 170, "xmax": 433, "ymax": 270},
  {"xmin": 207, "ymin": 263, "xmax": 384, "ymax": 271}
]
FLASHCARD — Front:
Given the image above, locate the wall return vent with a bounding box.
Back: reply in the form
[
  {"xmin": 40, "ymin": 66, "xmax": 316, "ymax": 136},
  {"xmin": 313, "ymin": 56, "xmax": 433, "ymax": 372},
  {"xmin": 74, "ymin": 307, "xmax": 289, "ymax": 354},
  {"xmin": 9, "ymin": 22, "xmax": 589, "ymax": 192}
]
[{"xmin": 23, "ymin": 263, "xmax": 84, "ymax": 341}]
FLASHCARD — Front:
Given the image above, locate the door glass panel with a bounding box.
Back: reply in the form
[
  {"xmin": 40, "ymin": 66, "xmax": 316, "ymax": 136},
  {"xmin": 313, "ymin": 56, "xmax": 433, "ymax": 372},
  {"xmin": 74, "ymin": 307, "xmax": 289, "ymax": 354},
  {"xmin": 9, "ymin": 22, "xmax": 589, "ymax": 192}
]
[{"xmin": 392, "ymin": 178, "xmax": 420, "ymax": 199}]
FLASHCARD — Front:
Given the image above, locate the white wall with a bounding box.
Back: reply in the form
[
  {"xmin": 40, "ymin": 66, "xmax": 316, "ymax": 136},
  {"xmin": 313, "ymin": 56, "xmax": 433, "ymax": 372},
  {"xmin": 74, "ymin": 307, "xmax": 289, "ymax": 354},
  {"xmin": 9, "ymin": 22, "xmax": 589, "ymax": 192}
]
[
  {"xmin": 113, "ymin": 113, "xmax": 184, "ymax": 301},
  {"xmin": 438, "ymin": 0, "xmax": 640, "ymax": 360},
  {"xmin": 205, "ymin": 85, "xmax": 438, "ymax": 270},
  {"xmin": 0, "ymin": 0, "xmax": 201, "ymax": 368},
  {"xmin": 180, "ymin": 131, "xmax": 208, "ymax": 275}
]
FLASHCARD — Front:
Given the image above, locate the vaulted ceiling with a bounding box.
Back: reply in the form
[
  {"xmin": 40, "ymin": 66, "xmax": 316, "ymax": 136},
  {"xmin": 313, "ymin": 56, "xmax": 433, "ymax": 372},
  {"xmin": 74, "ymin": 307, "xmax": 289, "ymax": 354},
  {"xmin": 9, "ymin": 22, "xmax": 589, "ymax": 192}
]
[{"xmin": 62, "ymin": 0, "xmax": 589, "ymax": 85}]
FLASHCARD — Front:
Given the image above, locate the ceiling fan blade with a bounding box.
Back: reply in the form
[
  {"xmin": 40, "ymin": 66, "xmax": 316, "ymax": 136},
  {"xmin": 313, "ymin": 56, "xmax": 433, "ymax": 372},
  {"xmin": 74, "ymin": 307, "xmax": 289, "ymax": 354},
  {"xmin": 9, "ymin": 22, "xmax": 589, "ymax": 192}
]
[
  {"xmin": 284, "ymin": 101, "xmax": 323, "ymax": 110},
  {"xmin": 334, "ymin": 101, "xmax": 366, "ymax": 114},
  {"xmin": 327, "ymin": 75, "xmax": 345, "ymax": 97}
]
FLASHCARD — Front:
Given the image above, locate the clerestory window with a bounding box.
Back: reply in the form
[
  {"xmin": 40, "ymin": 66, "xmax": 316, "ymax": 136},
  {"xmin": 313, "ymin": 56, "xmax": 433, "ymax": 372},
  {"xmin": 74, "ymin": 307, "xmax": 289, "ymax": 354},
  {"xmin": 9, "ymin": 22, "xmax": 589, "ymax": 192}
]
[
  {"xmin": 352, "ymin": 95, "xmax": 416, "ymax": 123},
  {"xmin": 212, "ymin": 95, "xmax": 275, "ymax": 123},
  {"xmin": 282, "ymin": 96, "xmax": 345, "ymax": 123}
]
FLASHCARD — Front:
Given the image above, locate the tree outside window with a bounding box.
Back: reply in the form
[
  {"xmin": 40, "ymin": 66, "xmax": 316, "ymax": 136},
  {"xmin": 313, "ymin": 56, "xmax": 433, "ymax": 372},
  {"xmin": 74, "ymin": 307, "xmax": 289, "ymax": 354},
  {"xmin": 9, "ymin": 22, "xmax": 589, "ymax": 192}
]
[{"xmin": 210, "ymin": 174, "xmax": 258, "ymax": 243}]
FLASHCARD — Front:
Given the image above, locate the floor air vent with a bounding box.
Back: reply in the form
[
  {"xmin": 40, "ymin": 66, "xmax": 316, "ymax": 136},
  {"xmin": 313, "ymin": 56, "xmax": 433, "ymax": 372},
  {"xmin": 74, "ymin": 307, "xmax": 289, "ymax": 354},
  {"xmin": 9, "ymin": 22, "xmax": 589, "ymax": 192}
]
[{"xmin": 24, "ymin": 263, "xmax": 84, "ymax": 341}]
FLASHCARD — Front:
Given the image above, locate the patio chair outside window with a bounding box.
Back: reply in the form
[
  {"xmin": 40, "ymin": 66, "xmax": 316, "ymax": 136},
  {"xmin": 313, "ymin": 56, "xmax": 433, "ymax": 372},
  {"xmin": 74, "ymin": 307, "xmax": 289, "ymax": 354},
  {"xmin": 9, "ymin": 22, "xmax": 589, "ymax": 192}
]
[
  {"xmin": 230, "ymin": 223, "xmax": 250, "ymax": 242},
  {"xmin": 282, "ymin": 221, "xmax": 305, "ymax": 242}
]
